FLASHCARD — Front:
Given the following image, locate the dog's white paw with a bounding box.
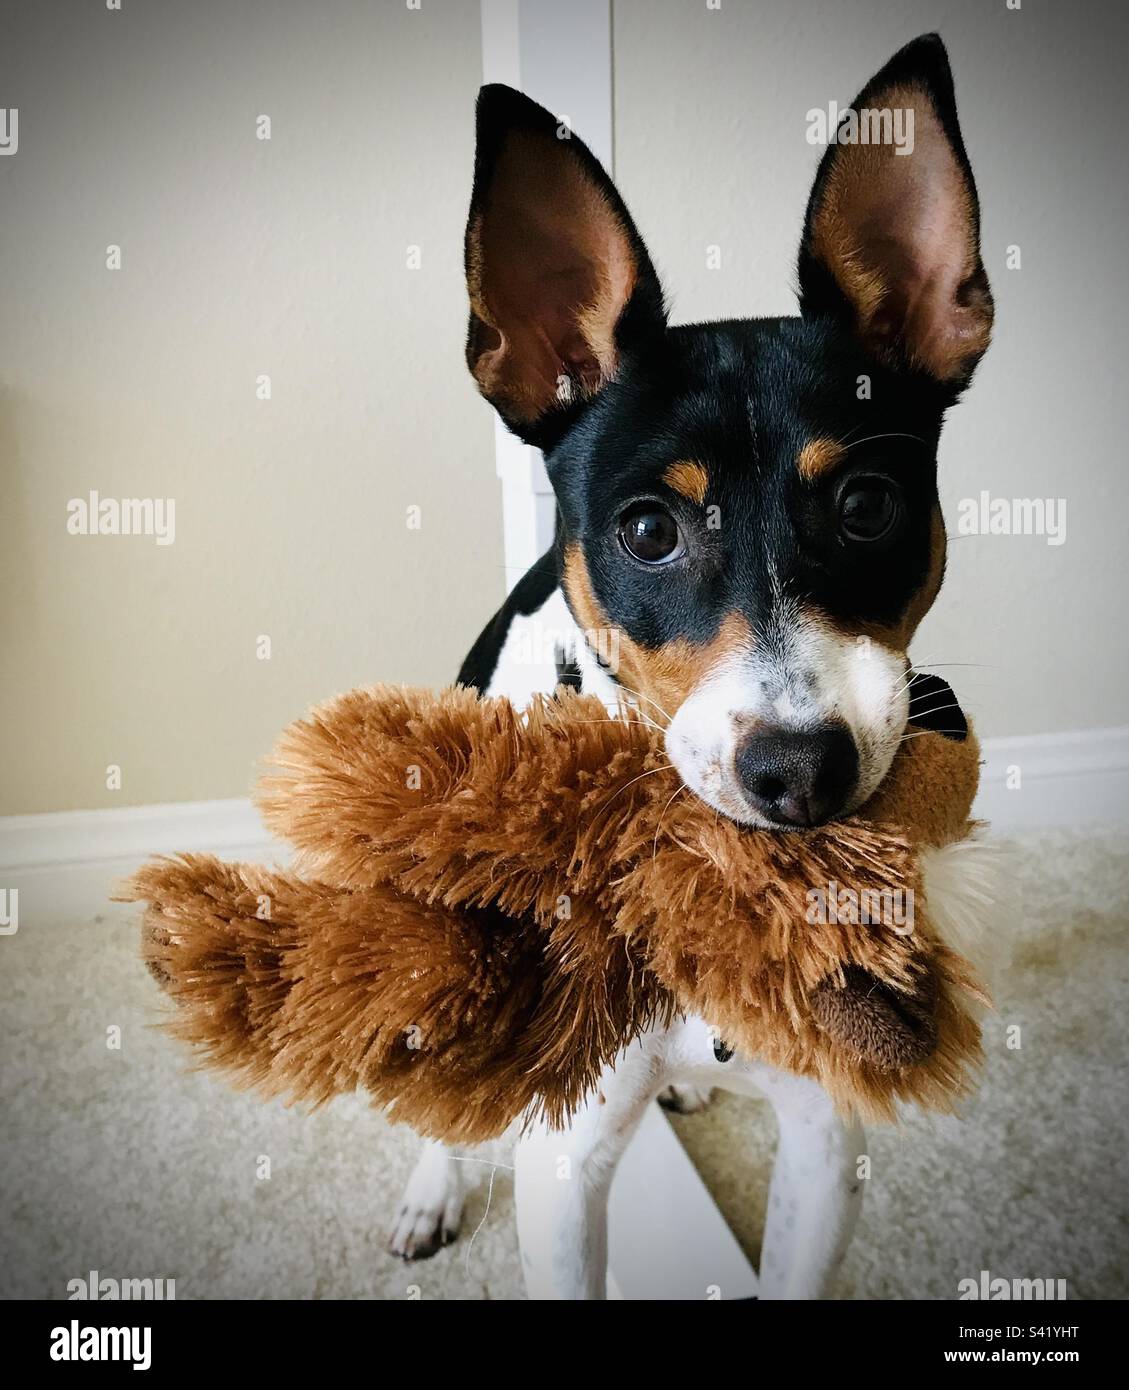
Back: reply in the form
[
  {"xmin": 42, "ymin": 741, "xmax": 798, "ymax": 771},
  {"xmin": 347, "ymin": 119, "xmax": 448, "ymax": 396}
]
[
  {"xmin": 657, "ymin": 1083, "xmax": 714, "ymax": 1114},
  {"xmin": 387, "ymin": 1143, "xmax": 465, "ymax": 1260}
]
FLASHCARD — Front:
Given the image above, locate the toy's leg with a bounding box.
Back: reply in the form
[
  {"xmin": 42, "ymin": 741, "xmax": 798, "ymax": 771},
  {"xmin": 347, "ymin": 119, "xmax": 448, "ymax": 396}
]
[
  {"xmin": 513, "ymin": 1051, "xmax": 657, "ymax": 1300},
  {"xmin": 387, "ymin": 1140, "xmax": 466, "ymax": 1260},
  {"xmin": 757, "ymin": 1075, "xmax": 865, "ymax": 1299}
]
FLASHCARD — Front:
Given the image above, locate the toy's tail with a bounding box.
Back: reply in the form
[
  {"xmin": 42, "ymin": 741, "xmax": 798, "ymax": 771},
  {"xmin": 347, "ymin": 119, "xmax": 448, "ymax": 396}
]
[{"xmin": 125, "ymin": 852, "xmax": 665, "ymax": 1142}]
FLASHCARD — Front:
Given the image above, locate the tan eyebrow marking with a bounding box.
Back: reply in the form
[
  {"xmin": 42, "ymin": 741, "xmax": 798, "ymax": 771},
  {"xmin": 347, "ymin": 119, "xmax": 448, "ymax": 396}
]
[
  {"xmin": 797, "ymin": 437, "xmax": 847, "ymax": 481},
  {"xmin": 663, "ymin": 459, "xmax": 709, "ymax": 505}
]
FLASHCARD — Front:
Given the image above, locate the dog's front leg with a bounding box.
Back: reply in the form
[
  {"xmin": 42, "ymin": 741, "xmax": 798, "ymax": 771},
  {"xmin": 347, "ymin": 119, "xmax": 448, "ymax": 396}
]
[
  {"xmin": 513, "ymin": 1043, "xmax": 659, "ymax": 1300},
  {"xmin": 757, "ymin": 1073, "xmax": 865, "ymax": 1299}
]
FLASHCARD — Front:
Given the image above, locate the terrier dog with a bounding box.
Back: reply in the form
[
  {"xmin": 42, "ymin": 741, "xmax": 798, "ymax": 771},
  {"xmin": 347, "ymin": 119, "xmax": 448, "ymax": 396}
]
[{"xmin": 388, "ymin": 32, "xmax": 992, "ymax": 1299}]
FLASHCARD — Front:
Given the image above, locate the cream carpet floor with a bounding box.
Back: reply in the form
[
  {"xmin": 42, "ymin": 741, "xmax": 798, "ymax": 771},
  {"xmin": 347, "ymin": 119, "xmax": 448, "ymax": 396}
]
[{"xmin": 3, "ymin": 827, "xmax": 1127, "ymax": 1300}]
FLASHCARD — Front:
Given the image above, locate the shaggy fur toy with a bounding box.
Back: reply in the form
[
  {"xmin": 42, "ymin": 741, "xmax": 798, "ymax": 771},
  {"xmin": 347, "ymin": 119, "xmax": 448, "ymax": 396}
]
[{"xmin": 126, "ymin": 682, "xmax": 989, "ymax": 1144}]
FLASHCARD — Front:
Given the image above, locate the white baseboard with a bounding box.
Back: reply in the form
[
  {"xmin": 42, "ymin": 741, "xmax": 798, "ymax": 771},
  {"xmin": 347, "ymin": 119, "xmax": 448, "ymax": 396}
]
[
  {"xmin": 975, "ymin": 725, "xmax": 1129, "ymax": 831},
  {"xmin": 2, "ymin": 725, "xmax": 1126, "ymax": 877},
  {"xmin": 0, "ymin": 797, "xmax": 272, "ymax": 876}
]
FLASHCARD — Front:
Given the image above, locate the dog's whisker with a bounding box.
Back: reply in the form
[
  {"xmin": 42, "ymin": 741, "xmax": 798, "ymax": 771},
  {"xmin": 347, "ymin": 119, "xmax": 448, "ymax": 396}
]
[
  {"xmin": 462, "ymin": 1162, "xmax": 500, "ymax": 1278},
  {"xmin": 652, "ymin": 783, "xmax": 690, "ymax": 864},
  {"xmin": 891, "ymin": 673, "xmax": 923, "ymax": 700},
  {"xmin": 898, "ymin": 713, "xmax": 966, "ymax": 742},
  {"xmin": 588, "ymin": 764, "xmax": 676, "ymax": 834},
  {"xmin": 843, "ymin": 431, "xmax": 929, "ymax": 452},
  {"xmin": 890, "ymin": 660, "xmax": 995, "ymax": 703},
  {"xmin": 611, "ymin": 682, "xmax": 674, "ymax": 727},
  {"xmin": 566, "ymin": 714, "xmax": 665, "ymax": 736},
  {"xmin": 905, "ymin": 699, "xmax": 964, "ymax": 721},
  {"xmin": 911, "ymin": 661, "xmax": 994, "ymax": 669},
  {"xmin": 612, "ymin": 706, "xmax": 667, "ymax": 736},
  {"xmin": 832, "ymin": 422, "xmax": 866, "ymax": 451}
]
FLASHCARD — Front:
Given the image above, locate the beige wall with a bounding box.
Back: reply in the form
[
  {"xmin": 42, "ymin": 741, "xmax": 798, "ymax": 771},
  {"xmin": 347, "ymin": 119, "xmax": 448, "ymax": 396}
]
[
  {"xmin": 0, "ymin": 0, "xmax": 498, "ymax": 813},
  {"xmin": 4, "ymin": 0, "xmax": 1128, "ymax": 816},
  {"xmin": 612, "ymin": 0, "xmax": 1129, "ymax": 740}
]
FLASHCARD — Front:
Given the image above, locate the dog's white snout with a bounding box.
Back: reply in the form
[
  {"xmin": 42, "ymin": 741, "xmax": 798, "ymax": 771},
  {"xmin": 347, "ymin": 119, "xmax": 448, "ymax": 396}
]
[{"xmin": 663, "ymin": 619, "xmax": 910, "ymax": 826}]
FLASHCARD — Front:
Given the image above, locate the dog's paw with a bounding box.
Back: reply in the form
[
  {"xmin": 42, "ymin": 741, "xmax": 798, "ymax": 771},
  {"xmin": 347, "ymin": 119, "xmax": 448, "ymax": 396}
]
[
  {"xmin": 387, "ymin": 1146, "xmax": 465, "ymax": 1261},
  {"xmin": 657, "ymin": 1083, "xmax": 713, "ymax": 1114},
  {"xmin": 387, "ymin": 1201, "xmax": 461, "ymax": 1261}
]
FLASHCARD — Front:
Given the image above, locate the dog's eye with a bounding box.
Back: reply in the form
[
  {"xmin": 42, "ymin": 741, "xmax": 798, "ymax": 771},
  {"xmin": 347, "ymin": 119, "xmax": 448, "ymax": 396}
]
[
  {"xmin": 618, "ymin": 505, "xmax": 685, "ymax": 564},
  {"xmin": 838, "ymin": 476, "xmax": 900, "ymax": 542}
]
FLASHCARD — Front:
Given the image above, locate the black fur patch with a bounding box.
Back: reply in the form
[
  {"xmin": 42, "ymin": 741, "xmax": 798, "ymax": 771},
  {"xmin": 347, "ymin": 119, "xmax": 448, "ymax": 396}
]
[
  {"xmin": 550, "ymin": 317, "xmax": 945, "ymax": 658},
  {"xmin": 906, "ymin": 671, "xmax": 967, "ymax": 741},
  {"xmin": 456, "ymin": 547, "xmax": 559, "ymax": 691},
  {"xmin": 554, "ymin": 649, "xmax": 583, "ymax": 692}
]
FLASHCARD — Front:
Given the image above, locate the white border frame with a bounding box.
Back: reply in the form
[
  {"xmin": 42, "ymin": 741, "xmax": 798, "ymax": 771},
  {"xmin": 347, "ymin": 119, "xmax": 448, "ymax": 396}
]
[{"xmin": 8, "ymin": 6, "xmax": 1122, "ymax": 1302}]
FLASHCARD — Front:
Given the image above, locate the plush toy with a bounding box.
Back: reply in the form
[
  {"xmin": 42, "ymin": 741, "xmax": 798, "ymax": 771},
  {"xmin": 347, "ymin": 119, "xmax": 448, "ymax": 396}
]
[{"xmin": 126, "ymin": 678, "xmax": 990, "ymax": 1144}]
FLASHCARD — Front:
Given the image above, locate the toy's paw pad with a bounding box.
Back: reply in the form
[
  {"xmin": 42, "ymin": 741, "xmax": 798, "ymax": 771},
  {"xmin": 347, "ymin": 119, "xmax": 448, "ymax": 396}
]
[
  {"xmin": 810, "ymin": 965, "xmax": 938, "ymax": 1070},
  {"xmin": 657, "ymin": 1083, "xmax": 713, "ymax": 1114}
]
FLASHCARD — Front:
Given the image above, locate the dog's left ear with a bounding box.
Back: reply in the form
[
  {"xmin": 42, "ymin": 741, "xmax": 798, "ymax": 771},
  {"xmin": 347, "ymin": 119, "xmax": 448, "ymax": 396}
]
[{"xmin": 798, "ymin": 33, "xmax": 993, "ymax": 390}]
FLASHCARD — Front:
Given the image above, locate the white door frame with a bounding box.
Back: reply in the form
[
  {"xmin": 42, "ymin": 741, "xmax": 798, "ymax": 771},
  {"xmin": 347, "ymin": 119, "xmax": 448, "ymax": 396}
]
[
  {"xmin": 479, "ymin": 0, "xmax": 613, "ymax": 591},
  {"xmin": 478, "ymin": 0, "xmax": 758, "ymax": 1300}
]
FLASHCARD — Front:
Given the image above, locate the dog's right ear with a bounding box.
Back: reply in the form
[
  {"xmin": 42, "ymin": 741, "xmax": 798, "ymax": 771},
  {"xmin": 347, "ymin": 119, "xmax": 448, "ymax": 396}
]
[{"xmin": 465, "ymin": 85, "xmax": 665, "ymax": 447}]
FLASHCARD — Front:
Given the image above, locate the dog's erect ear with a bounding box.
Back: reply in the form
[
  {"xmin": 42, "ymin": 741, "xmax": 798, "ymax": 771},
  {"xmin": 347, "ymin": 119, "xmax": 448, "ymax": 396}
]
[
  {"xmin": 465, "ymin": 85, "xmax": 665, "ymax": 446},
  {"xmin": 798, "ymin": 34, "xmax": 993, "ymax": 390}
]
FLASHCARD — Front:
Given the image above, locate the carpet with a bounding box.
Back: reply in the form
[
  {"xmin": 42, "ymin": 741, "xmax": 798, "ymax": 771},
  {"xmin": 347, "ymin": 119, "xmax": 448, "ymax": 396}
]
[{"xmin": 2, "ymin": 827, "xmax": 1126, "ymax": 1299}]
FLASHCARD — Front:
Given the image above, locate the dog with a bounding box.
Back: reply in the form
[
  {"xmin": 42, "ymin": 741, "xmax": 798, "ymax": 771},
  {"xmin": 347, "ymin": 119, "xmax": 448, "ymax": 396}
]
[{"xmin": 387, "ymin": 32, "xmax": 993, "ymax": 1298}]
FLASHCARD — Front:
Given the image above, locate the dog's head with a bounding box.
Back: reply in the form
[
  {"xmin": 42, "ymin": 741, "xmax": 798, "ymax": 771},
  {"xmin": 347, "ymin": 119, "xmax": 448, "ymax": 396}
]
[{"xmin": 464, "ymin": 34, "xmax": 992, "ymax": 827}]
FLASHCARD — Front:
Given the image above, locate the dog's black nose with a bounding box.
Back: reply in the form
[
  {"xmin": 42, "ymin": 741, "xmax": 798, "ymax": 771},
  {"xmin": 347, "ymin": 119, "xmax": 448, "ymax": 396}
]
[{"xmin": 735, "ymin": 725, "xmax": 859, "ymax": 827}]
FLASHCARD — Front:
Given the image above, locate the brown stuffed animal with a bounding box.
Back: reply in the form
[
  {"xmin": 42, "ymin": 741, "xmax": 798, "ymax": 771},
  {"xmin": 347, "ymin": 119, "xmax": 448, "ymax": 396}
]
[{"xmin": 126, "ymin": 682, "xmax": 989, "ymax": 1144}]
